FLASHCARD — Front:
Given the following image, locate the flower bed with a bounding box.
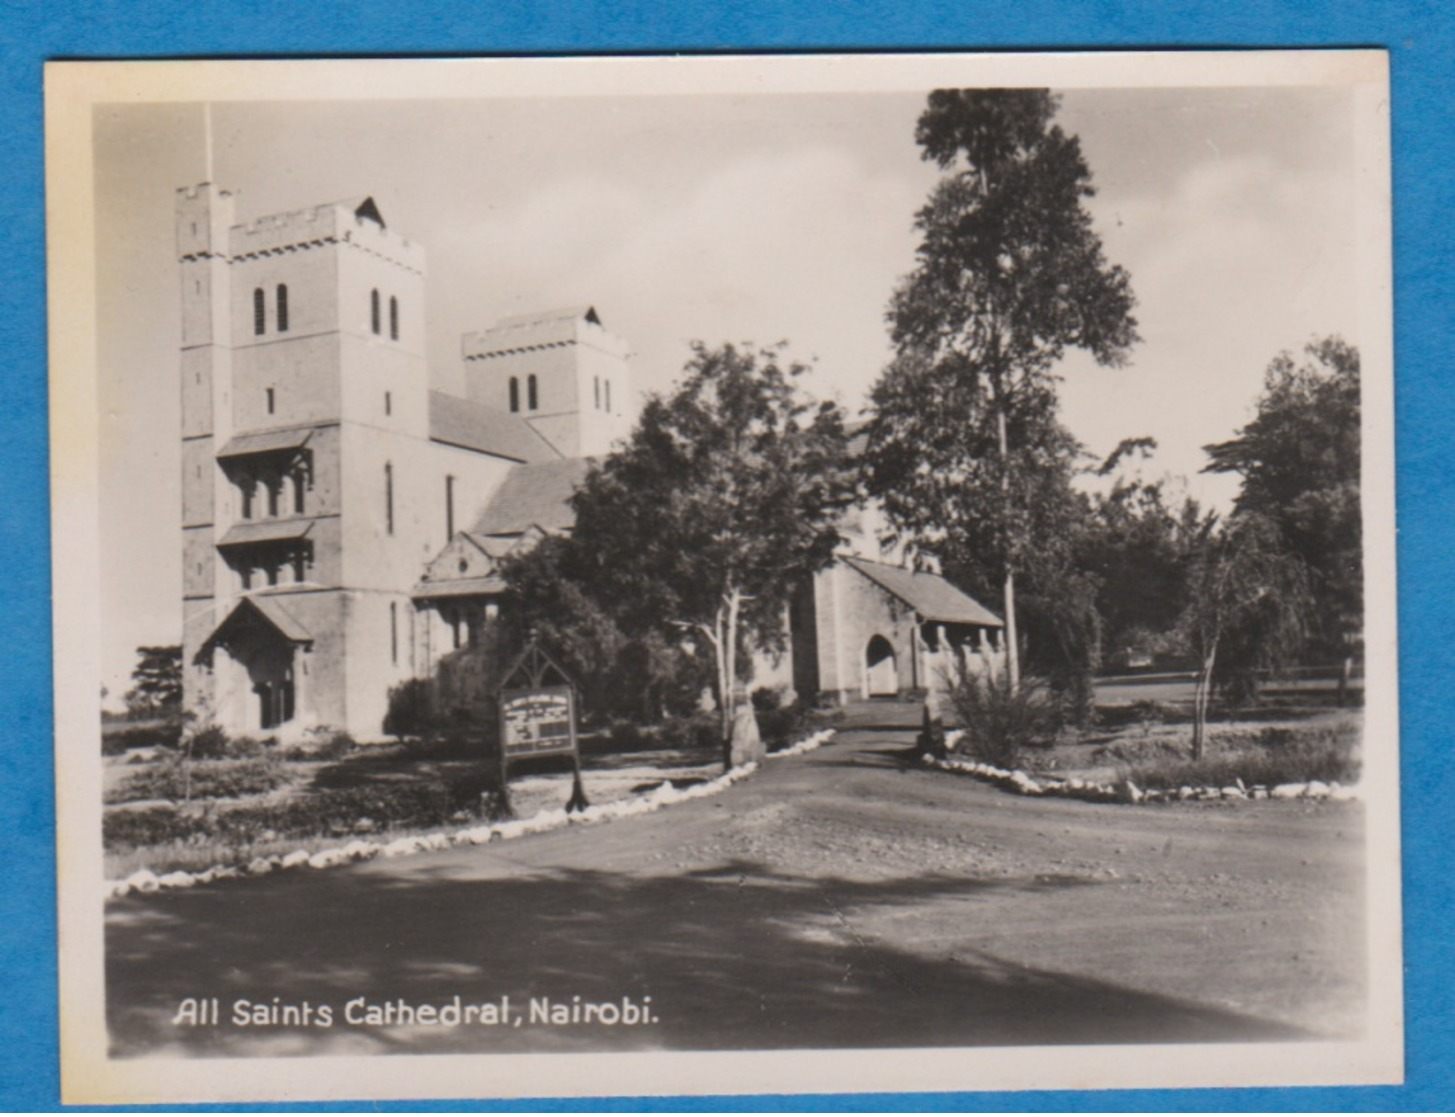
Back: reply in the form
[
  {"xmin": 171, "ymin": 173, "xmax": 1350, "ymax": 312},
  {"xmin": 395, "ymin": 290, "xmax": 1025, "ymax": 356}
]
[
  {"xmin": 932, "ymin": 730, "xmax": 1359, "ymax": 806},
  {"xmin": 105, "ymin": 728, "xmax": 836, "ymax": 900}
]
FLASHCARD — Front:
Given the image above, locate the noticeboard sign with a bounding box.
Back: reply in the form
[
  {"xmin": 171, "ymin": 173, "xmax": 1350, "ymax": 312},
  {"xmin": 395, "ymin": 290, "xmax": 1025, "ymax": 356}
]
[{"xmin": 499, "ymin": 684, "xmax": 577, "ymax": 760}]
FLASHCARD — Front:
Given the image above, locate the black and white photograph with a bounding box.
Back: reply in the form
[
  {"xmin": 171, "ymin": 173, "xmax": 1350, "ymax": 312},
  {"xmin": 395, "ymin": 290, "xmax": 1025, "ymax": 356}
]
[{"xmin": 46, "ymin": 52, "xmax": 1399, "ymax": 1103}]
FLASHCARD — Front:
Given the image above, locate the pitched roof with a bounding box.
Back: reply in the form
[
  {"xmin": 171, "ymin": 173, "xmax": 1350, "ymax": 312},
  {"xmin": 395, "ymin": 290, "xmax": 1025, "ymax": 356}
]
[
  {"xmin": 428, "ymin": 391, "xmax": 560, "ymax": 463},
  {"xmin": 218, "ymin": 518, "xmax": 315, "ymax": 548},
  {"xmin": 248, "ymin": 594, "xmax": 314, "ymax": 642},
  {"xmin": 198, "ymin": 594, "xmax": 312, "ymax": 655},
  {"xmin": 347, "ymin": 196, "xmax": 385, "ymax": 228},
  {"xmin": 411, "ymin": 575, "xmax": 509, "ymax": 601},
  {"xmin": 217, "ymin": 426, "xmax": 317, "ymax": 459},
  {"xmin": 842, "ymin": 556, "xmax": 1003, "ymax": 627},
  {"xmin": 470, "ymin": 458, "xmax": 592, "ymax": 537}
]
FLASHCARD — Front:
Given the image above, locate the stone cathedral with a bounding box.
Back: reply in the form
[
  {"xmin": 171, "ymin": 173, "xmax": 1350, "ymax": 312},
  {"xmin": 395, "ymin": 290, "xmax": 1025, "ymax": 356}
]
[{"xmin": 178, "ymin": 183, "xmax": 1004, "ymax": 741}]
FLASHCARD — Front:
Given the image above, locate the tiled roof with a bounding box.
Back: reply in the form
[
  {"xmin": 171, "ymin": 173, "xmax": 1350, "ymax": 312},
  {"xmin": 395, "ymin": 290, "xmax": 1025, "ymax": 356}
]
[
  {"xmin": 428, "ymin": 391, "xmax": 560, "ymax": 463},
  {"xmin": 218, "ymin": 518, "xmax": 315, "ymax": 548},
  {"xmin": 471, "ymin": 458, "xmax": 592, "ymax": 537},
  {"xmin": 842, "ymin": 556, "xmax": 1003, "ymax": 627}
]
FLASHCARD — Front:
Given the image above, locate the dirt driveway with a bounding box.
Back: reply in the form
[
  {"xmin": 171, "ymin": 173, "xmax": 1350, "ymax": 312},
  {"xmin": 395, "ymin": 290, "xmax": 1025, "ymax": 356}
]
[{"xmin": 106, "ymin": 726, "xmax": 1365, "ymax": 1058}]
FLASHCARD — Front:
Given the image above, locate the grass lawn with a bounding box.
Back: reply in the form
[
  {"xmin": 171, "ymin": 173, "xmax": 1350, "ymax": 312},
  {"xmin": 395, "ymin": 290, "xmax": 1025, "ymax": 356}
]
[{"xmin": 102, "ymin": 732, "xmax": 726, "ymax": 879}]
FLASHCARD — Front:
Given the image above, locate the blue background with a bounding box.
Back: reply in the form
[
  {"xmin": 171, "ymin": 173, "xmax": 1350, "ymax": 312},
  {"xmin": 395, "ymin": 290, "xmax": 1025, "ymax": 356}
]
[{"xmin": 3, "ymin": 1, "xmax": 1451, "ymax": 1109}]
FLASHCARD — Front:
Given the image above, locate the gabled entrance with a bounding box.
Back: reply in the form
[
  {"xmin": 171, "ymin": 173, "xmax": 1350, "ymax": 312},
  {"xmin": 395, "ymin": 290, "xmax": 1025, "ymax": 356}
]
[{"xmin": 196, "ymin": 596, "xmax": 312, "ymax": 734}]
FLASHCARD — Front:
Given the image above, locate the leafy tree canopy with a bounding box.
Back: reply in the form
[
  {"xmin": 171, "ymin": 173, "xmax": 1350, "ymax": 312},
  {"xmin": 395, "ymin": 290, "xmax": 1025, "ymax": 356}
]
[
  {"xmin": 892, "ymin": 89, "xmax": 1139, "ymax": 382},
  {"xmin": 504, "ymin": 342, "xmax": 857, "ymax": 743},
  {"xmin": 126, "ymin": 644, "xmax": 182, "ymax": 717},
  {"xmin": 866, "ymin": 88, "xmax": 1139, "ymax": 690},
  {"xmin": 1204, "ymin": 336, "xmax": 1361, "ymax": 655}
]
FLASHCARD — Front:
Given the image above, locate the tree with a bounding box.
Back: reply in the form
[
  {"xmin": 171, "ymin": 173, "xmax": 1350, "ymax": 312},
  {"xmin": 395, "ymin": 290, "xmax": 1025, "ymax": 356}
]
[
  {"xmin": 1204, "ymin": 337, "xmax": 1361, "ymax": 695},
  {"xmin": 905, "ymin": 375, "xmax": 1103, "ymax": 718},
  {"xmin": 1081, "ymin": 445, "xmax": 1216, "ymax": 663},
  {"xmin": 516, "ymin": 342, "xmax": 857, "ymax": 764},
  {"xmin": 1181, "ymin": 514, "xmax": 1310, "ymax": 757},
  {"xmin": 867, "ymin": 89, "xmax": 1139, "ymax": 690},
  {"xmin": 499, "ymin": 535, "xmax": 709, "ymax": 726},
  {"xmin": 125, "ymin": 645, "xmax": 182, "ymax": 717}
]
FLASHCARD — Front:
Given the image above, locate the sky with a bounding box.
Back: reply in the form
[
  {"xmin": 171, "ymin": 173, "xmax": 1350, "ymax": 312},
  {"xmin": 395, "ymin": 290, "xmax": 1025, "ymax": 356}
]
[{"xmin": 92, "ymin": 83, "xmax": 1362, "ymax": 702}]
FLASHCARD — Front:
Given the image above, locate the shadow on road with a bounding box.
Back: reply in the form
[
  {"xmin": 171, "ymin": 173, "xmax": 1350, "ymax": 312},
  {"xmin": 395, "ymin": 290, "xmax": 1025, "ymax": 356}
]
[{"xmin": 107, "ymin": 855, "xmax": 1309, "ymax": 1058}]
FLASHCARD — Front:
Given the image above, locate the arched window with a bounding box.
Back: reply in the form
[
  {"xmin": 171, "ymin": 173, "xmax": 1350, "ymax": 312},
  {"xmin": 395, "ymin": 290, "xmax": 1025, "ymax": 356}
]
[
  {"xmin": 389, "ymin": 296, "xmax": 399, "ymax": 341},
  {"xmin": 527, "ymin": 374, "xmax": 538, "ymax": 411},
  {"xmin": 370, "ymin": 288, "xmax": 381, "ymax": 335},
  {"xmin": 252, "ymin": 288, "xmax": 266, "ymax": 335},
  {"xmin": 266, "ymin": 387, "xmax": 275, "ymax": 415},
  {"xmin": 276, "ymin": 284, "xmax": 289, "ymax": 332},
  {"xmin": 594, "ymin": 376, "xmax": 600, "ymax": 410},
  {"xmin": 508, "ymin": 377, "xmax": 520, "ymax": 413},
  {"xmin": 605, "ymin": 379, "xmax": 611, "ymax": 412}
]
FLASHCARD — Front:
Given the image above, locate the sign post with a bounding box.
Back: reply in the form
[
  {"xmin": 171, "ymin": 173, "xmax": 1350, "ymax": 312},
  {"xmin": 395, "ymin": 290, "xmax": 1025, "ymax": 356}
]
[{"xmin": 497, "ymin": 642, "xmax": 589, "ymax": 814}]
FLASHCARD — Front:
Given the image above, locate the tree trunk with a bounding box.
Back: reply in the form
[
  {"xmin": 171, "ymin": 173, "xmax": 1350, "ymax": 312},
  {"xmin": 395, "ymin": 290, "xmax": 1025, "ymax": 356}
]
[
  {"xmin": 1192, "ymin": 641, "xmax": 1217, "ymax": 761},
  {"xmin": 991, "ymin": 371, "xmax": 1021, "ymax": 693},
  {"xmin": 722, "ymin": 587, "xmax": 742, "ymax": 770}
]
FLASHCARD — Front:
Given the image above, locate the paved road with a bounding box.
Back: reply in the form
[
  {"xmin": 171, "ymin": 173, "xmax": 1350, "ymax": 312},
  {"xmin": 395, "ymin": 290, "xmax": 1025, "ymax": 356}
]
[{"xmin": 106, "ymin": 727, "xmax": 1366, "ymax": 1058}]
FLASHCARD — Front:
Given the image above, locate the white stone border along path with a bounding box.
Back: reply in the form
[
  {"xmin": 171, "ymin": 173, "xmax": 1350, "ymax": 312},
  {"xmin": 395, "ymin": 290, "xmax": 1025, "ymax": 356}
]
[
  {"xmin": 105, "ymin": 728, "xmax": 838, "ymax": 900},
  {"xmin": 929, "ymin": 729, "xmax": 1360, "ymax": 807}
]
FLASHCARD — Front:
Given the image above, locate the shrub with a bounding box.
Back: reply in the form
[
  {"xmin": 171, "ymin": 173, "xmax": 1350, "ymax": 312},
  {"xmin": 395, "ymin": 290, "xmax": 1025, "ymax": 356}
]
[
  {"xmin": 1116, "ymin": 722, "xmax": 1361, "ymax": 790},
  {"xmin": 103, "ymin": 772, "xmax": 506, "ymax": 853},
  {"xmin": 655, "ymin": 712, "xmax": 722, "ymax": 753},
  {"xmin": 278, "ymin": 731, "xmax": 358, "ymax": 761},
  {"xmin": 108, "ymin": 756, "xmax": 292, "ymax": 804},
  {"xmin": 184, "ymin": 724, "xmax": 232, "ymax": 760},
  {"xmin": 101, "ymin": 715, "xmax": 184, "ymax": 756},
  {"xmin": 947, "ymin": 673, "xmax": 1062, "ymax": 768},
  {"xmin": 758, "ymin": 700, "xmax": 813, "ymax": 751},
  {"xmin": 607, "ymin": 719, "xmax": 645, "ymax": 750},
  {"xmin": 383, "ymin": 678, "xmax": 435, "ymax": 740},
  {"xmin": 751, "ymin": 687, "xmax": 783, "ymax": 714},
  {"xmin": 103, "ymin": 805, "xmax": 194, "ymax": 848}
]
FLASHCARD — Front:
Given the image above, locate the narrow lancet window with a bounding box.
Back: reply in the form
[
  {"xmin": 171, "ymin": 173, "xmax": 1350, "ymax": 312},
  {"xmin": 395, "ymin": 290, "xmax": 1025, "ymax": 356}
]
[
  {"xmin": 527, "ymin": 374, "xmax": 538, "ymax": 411},
  {"xmin": 509, "ymin": 377, "xmax": 520, "ymax": 413},
  {"xmin": 276, "ymin": 284, "xmax": 289, "ymax": 332},
  {"xmin": 389, "ymin": 296, "xmax": 399, "ymax": 341},
  {"xmin": 371, "ymin": 288, "xmax": 381, "ymax": 335},
  {"xmin": 385, "ymin": 462, "xmax": 394, "ymax": 535},
  {"xmin": 253, "ymin": 288, "xmax": 266, "ymax": 335}
]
